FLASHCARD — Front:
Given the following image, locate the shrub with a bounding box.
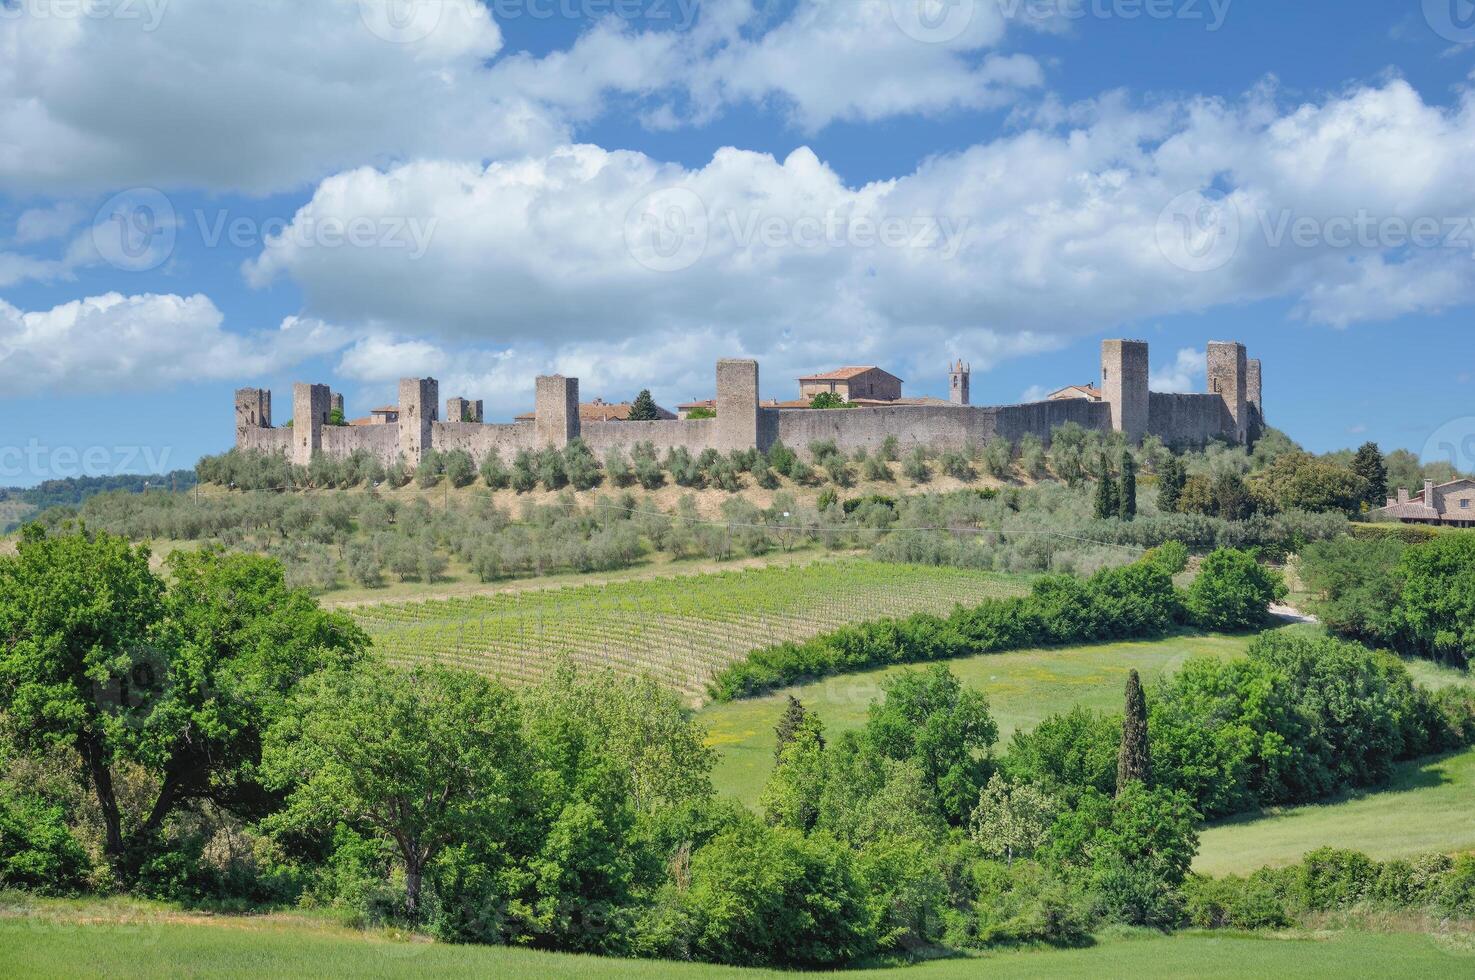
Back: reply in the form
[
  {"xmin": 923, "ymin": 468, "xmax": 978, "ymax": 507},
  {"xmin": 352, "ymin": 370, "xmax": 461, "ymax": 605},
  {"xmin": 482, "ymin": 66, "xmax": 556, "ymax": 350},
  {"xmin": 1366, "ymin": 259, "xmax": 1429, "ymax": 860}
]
[
  {"xmin": 862, "ymin": 455, "xmax": 893, "ymax": 482},
  {"xmin": 0, "ymin": 791, "xmax": 90, "ymax": 895},
  {"xmin": 683, "ymin": 820, "xmax": 876, "ymax": 969},
  {"xmin": 442, "ymin": 449, "xmax": 476, "ymax": 488},
  {"xmin": 480, "ymin": 449, "xmax": 510, "ymax": 489},
  {"xmin": 1182, "ymin": 874, "xmax": 1290, "ymax": 930},
  {"xmin": 903, "ymin": 448, "xmax": 930, "ymax": 483},
  {"xmin": 1183, "ymin": 548, "xmax": 1286, "ymax": 630},
  {"xmin": 940, "ymin": 451, "xmax": 973, "ymax": 481}
]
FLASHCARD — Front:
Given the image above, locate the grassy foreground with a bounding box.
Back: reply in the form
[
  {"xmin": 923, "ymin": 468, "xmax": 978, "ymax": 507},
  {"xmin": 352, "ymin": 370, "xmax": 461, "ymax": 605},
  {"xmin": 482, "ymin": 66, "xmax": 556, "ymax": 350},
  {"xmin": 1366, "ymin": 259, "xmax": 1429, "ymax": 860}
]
[
  {"xmin": 1196, "ymin": 745, "xmax": 1475, "ymax": 875},
  {"xmin": 698, "ymin": 632, "xmax": 1257, "ymax": 807},
  {"xmin": 0, "ymin": 898, "xmax": 1470, "ymax": 978}
]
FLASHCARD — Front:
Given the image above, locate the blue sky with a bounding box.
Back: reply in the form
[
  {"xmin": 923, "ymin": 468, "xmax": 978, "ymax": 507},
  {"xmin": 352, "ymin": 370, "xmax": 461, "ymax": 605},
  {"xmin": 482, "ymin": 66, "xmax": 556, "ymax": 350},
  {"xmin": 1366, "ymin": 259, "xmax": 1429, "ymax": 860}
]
[{"xmin": 4, "ymin": 0, "xmax": 1475, "ymax": 485}]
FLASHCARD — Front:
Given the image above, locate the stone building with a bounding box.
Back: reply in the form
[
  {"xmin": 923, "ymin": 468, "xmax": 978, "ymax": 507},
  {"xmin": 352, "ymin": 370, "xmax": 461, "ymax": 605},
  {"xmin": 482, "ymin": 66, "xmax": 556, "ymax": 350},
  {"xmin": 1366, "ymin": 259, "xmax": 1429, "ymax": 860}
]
[
  {"xmin": 797, "ymin": 366, "xmax": 904, "ymax": 403},
  {"xmin": 1372, "ymin": 478, "xmax": 1475, "ymax": 527},
  {"xmin": 235, "ymin": 338, "xmax": 1263, "ymax": 466}
]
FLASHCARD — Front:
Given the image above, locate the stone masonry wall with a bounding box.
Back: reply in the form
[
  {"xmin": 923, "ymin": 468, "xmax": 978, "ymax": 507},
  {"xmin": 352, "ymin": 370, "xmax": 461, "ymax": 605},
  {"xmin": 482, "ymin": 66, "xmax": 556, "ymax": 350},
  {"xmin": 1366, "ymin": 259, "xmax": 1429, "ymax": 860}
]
[
  {"xmin": 1147, "ymin": 392, "xmax": 1236, "ymax": 448},
  {"xmin": 233, "ymin": 340, "xmax": 1256, "ymax": 467}
]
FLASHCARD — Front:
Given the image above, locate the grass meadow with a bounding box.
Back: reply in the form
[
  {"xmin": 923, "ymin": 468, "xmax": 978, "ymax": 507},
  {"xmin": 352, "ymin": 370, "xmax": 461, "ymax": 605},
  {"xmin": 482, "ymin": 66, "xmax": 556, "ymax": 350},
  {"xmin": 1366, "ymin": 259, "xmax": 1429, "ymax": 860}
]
[{"xmin": 1, "ymin": 897, "xmax": 1470, "ymax": 978}]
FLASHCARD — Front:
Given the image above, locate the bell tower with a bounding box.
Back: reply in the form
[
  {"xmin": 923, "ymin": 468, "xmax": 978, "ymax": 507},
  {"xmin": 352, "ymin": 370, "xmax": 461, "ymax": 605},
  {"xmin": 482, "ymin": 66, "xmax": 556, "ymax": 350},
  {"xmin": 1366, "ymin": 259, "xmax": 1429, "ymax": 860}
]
[{"xmin": 949, "ymin": 359, "xmax": 970, "ymax": 406}]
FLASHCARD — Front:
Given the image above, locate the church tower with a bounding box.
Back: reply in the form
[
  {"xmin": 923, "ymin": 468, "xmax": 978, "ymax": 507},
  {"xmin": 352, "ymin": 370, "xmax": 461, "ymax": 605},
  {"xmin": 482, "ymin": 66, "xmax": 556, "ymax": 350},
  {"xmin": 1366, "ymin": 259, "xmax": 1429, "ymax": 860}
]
[{"xmin": 949, "ymin": 359, "xmax": 971, "ymax": 406}]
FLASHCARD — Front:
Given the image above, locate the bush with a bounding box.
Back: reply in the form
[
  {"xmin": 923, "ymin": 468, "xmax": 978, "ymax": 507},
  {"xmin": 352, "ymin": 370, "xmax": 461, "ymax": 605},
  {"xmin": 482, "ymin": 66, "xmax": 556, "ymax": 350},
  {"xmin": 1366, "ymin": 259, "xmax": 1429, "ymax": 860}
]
[
  {"xmin": 442, "ymin": 449, "xmax": 476, "ymax": 488},
  {"xmin": 903, "ymin": 448, "xmax": 930, "ymax": 483},
  {"xmin": 480, "ymin": 449, "xmax": 510, "ymax": 490},
  {"xmin": 0, "ymin": 791, "xmax": 89, "ymax": 895},
  {"xmin": 1182, "ymin": 873, "xmax": 1290, "ymax": 929},
  {"xmin": 961, "ymin": 860, "xmax": 1093, "ymax": 947},
  {"xmin": 683, "ymin": 820, "xmax": 876, "ymax": 969},
  {"xmin": 1183, "ymin": 548, "xmax": 1285, "ymax": 630}
]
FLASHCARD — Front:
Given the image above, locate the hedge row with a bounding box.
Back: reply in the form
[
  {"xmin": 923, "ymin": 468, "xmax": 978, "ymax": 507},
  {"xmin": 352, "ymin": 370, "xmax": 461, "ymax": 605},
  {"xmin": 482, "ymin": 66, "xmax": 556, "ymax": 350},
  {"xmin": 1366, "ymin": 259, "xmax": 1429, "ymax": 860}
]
[
  {"xmin": 708, "ymin": 548, "xmax": 1267, "ymax": 701},
  {"xmin": 1348, "ymin": 521, "xmax": 1445, "ymax": 544},
  {"xmin": 1186, "ymin": 848, "xmax": 1475, "ymax": 929}
]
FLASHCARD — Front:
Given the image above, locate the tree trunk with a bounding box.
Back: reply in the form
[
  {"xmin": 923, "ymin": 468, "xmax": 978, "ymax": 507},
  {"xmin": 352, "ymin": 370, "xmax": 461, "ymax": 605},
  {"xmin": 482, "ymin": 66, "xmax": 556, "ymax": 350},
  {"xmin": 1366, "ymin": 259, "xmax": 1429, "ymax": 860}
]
[
  {"xmin": 404, "ymin": 858, "xmax": 423, "ymax": 921},
  {"xmin": 79, "ymin": 732, "xmax": 124, "ymax": 864}
]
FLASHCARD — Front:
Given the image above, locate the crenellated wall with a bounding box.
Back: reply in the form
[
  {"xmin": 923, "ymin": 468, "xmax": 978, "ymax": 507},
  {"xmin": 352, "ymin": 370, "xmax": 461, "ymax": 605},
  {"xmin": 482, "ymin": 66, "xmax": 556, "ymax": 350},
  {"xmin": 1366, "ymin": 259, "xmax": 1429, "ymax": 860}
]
[{"xmin": 233, "ymin": 339, "xmax": 1261, "ymax": 467}]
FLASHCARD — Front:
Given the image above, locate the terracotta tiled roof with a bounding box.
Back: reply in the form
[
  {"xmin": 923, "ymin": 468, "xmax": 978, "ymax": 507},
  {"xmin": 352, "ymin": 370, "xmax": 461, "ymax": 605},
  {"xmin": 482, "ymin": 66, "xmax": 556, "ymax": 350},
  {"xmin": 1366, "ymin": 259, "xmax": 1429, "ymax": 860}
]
[
  {"xmin": 797, "ymin": 366, "xmax": 901, "ymax": 382},
  {"xmin": 1048, "ymin": 385, "xmax": 1102, "ymax": 401}
]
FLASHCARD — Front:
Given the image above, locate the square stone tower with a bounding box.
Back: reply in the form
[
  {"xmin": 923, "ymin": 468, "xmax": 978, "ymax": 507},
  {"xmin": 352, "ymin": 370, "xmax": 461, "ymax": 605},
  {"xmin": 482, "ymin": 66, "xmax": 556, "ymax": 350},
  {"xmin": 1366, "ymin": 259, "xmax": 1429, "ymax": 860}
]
[
  {"xmin": 235, "ymin": 388, "xmax": 271, "ymax": 438},
  {"xmin": 1207, "ymin": 342, "xmax": 1248, "ymax": 443},
  {"xmin": 715, "ymin": 358, "xmax": 760, "ymax": 452},
  {"xmin": 949, "ymin": 359, "xmax": 971, "ymax": 406},
  {"xmin": 292, "ymin": 383, "xmax": 331, "ymax": 466},
  {"xmin": 535, "ymin": 376, "xmax": 580, "ymax": 447},
  {"xmin": 329, "ymin": 392, "xmax": 344, "ymax": 420},
  {"xmin": 1246, "ymin": 357, "xmax": 1263, "ymax": 423},
  {"xmin": 398, "ymin": 377, "xmax": 439, "ymax": 465},
  {"xmin": 1100, "ymin": 340, "xmax": 1149, "ymax": 443},
  {"xmin": 447, "ymin": 397, "xmax": 483, "ymax": 424}
]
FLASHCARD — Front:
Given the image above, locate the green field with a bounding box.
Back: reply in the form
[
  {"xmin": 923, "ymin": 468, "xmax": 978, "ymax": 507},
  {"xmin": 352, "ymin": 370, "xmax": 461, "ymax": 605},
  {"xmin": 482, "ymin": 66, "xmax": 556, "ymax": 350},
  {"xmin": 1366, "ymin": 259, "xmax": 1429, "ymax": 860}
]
[
  {"xmin": 697, "ymin": 632, "xmax": 1257, "ymax": 806},
  {"xmin": 1, "ymin": 900, "xmax": 1470, "ymax": 978},
  {"xmin": 350, "ymin": 560, "xmax": 1030, "ymax": 698},
  {"xmin": 1196, "ymin": 746, "xmax": 1475, "ymax": 875}
]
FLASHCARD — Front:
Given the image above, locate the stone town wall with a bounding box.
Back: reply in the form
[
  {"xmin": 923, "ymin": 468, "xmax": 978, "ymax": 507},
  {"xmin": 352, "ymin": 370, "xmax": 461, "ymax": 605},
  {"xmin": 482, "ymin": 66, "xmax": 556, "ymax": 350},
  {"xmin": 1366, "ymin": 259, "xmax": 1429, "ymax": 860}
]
[
  {"xmin": 321, "ymin": 423, "xmax": 402, "ymax": 464},
  {"xmin": 431, "ymin": 421, "xmax": 539, "ymax": 459},
  {"xmin": 582, "ymin": 419, "xmax": 718, "ymax": 456},
  {"xmin": 233, "ymin": 340, "xmax": 1258, "ymax": 466},
  {"xmin": 766, "ymin": 397, "xmax": 1110, "ymax": 454},
  {"xmin": 1147, "ymin": 392, "xmax": 1236, "ymax": 448}
]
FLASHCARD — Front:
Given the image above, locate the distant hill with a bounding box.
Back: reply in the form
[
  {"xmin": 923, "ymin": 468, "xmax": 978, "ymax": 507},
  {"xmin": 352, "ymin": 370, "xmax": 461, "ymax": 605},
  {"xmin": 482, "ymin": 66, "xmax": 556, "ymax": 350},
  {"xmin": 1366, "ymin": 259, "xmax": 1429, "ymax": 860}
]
[{"xmin": 0, "ymin": 471, "xmax": 198, "ymax": 532}]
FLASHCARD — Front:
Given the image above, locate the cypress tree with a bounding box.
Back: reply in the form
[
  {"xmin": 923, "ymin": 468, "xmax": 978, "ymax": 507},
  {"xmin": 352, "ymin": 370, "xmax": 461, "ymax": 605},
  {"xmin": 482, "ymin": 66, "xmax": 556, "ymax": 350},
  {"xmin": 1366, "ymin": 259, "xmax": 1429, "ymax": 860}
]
[
  {"xmin": 1093, "ymin": 455, "xmax": 1119, "ymax": 520},
  {"xmin": 1157, "ymin": 452, "xmax": 1185, "ymax": 513},
  {"xmin": 628, "ymin": 389, "xmax": 660, "ymax": 422},
  {"xmin": 1351, "ymin": 441, "xmax": 1388, "ymax": 509},
  {"xmin": 1117, "ymin": 669, "xmax": 1151, "ymax": 792},
  {"xmin": 1118, "ymin": 450, "xmax": 1137, "ymax": 521},
  {"xmin": 774, "ymin": 695, "xmax": 821, "ymax": 763}
]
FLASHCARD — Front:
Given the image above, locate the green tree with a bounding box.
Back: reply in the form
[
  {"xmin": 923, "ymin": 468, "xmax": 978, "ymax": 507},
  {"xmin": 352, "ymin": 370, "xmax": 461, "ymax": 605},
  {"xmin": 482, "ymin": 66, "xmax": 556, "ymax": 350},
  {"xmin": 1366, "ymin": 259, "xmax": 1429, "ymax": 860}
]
[
  {"xmin": 862, "ymin": 666, "xmax": 997, "ymax": 822},
  {"xmin": 0, "ymin": 529, "xmax": 367, "ymax": 878},
  {"xmin": 628, "ymin": 389, "xmax": 660, "ymax": 421},
  {"xmin": 684, "ymin": 817, "xmax": 876, "ymax": 968},
  {"xmin": 809, "ymin": 391, "xmax": 852, "ymax": 409},
  {"xmin": 1351, "ymin": 442, "xmax": 1388, "ymax": 509},
  {"xmin": 1093, "ymin": 458, "xmax": 1119, "ymax": 520},
  {"xmin": 263, "ymin": 663, "xmax": 525, "ymax": 919},
  {"xmin": 1118, "ymin": 450, "xmax": 1137, "ymax": 521},
  {"xmin": 1184, "ymin": 548, "xmax": 1287, "ymax": 630},
  {"xmin": 1117, "ymin": 669, "xmax": 1151, "ymax": 790},
  {"xmin": 968, "ymin": 773, "xmax": 1059, "ymax": 863},
  {"xmin": 1393, "ymin": 533, "xmax": 1475, "ymax": 666},
  {"xmin": 774, "ymin": 695, "xmax": 822, "ymax": 763},
  {"xmin": 1156, "ymin": 452, "xmax": 1185, "ymax": 512}
]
